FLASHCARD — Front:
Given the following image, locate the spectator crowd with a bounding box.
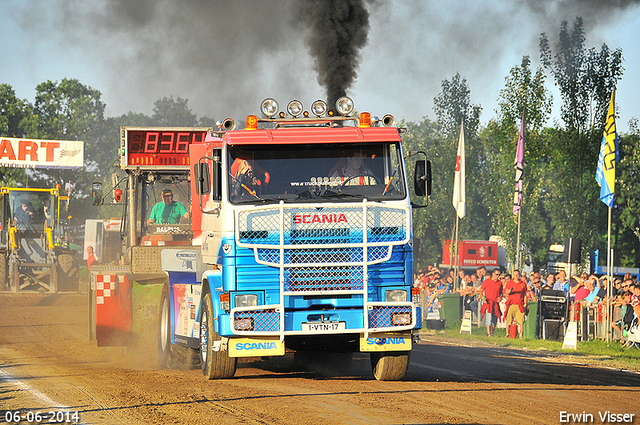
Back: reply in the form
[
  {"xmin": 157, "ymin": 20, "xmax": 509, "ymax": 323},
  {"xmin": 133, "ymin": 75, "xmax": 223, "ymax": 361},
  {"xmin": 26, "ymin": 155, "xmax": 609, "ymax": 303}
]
[{"xmin": 414, "ymin": 265, "xmax": 640, "ymax": 344}]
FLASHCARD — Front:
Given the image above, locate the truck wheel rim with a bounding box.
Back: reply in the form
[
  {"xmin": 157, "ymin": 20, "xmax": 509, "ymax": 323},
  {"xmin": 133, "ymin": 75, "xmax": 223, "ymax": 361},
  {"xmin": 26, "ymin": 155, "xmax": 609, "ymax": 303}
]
[
  {"xmin": 160, "ymin": 298, "xmax": 169, "ymax": 351},
  {"xmin": 200, "ymin": 308, "xmax": 208, "ymax": 363}
]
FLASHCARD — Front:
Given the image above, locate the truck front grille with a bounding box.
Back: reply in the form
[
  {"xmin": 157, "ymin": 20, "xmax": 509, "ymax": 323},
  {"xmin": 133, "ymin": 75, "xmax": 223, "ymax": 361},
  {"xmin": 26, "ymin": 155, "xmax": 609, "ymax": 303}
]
[
  {"xmin": 236, "ymin": 203, "xmax": 409, "ymax": 294},
  {"xmin": 285, "ymin": 266, "xmax": 364, "ymax": 291}
]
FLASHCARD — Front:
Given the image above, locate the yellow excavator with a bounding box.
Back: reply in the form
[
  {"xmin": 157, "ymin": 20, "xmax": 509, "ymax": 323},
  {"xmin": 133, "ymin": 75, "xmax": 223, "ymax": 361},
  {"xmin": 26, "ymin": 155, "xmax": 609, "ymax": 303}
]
[{"xmin": 0, "ymin": 186, "xmax": 79, "ymax": 292}]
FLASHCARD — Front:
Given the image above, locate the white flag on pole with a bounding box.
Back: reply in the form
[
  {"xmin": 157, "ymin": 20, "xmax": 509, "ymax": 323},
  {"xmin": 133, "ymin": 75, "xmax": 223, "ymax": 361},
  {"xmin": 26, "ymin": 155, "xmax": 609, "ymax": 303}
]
[{"xmin": 452, "ymin": 120, "xmax": 466, "ymax": 219}]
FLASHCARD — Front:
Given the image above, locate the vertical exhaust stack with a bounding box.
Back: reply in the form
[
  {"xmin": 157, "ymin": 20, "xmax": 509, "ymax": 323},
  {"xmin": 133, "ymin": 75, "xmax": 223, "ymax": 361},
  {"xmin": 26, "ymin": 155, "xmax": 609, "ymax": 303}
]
[{"xmin": 297, "ymin": 0, "xmax": 371, "ymax": 109}]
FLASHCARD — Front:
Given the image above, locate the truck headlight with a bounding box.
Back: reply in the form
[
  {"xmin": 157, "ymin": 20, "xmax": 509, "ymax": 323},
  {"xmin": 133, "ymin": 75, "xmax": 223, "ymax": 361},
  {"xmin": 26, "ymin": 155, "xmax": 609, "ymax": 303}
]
[
  {"xmin": 287, "ymin": 100, "xmax": 303, "ymax": 117},
  {"xmin": 311, "ymin": 100, "xmax": 327, "ymax": 117},
  {"xmin": 335, "ymin": 96, "xmax": 355, "ymax": 116},
  {"xmin": 385, "ymin": 289, "xmax": 407, "ymax": 302},
  {"xmin": 235, "ymin": 294, "xmax": 258, "ymax": 308},
  {"xmin": 260, "ymin": 98, "xmax": 279, "ymax": 118}
]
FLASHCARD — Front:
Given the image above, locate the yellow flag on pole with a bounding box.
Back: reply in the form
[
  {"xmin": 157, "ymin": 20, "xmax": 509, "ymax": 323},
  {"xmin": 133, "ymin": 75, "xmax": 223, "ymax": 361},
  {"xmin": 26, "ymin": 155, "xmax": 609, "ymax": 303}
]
[{"xmin": 596, "ymin": 91, "xmax": 617, "ymax": 208}]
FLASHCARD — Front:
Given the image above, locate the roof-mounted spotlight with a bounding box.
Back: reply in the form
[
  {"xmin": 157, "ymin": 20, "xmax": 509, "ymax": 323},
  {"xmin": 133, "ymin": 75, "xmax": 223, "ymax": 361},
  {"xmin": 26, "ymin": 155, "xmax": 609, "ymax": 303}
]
[
  {"xmin": 260, "ymin": 98, "xmax": 279, "ymax": 118},
  {"xmin": 311, "ymin": 100, "xmax": 328, "ymax": 117},
  {"xmin": 335, "ymin": 96, "xmax": 355, "ymax": 116},
  {"xmin": 287, "ymin": 100, "xmax": 303, "ymax": 117}
]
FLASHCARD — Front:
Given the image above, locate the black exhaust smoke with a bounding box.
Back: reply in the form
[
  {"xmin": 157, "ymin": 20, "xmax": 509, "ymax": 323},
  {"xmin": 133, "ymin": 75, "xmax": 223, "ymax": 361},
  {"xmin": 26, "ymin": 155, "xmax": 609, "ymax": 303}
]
[{"xmin": 296, "ymin": 0, "xmax": 371, "ymax": 109}]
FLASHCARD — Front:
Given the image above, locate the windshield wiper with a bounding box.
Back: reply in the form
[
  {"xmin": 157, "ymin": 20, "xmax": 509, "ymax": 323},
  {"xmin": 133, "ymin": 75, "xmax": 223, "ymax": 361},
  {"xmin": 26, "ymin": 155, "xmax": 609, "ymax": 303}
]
[
  {"xmin": 317, "ymin": 192, "xmax": 366, "ymax": 200},
  {"xmin": 232, "ymin": 197, "xmax": 278, "ymax": 204},
  {"xmin": 234, "ymin": 194, "xmax": 301, "ymax": 204}
]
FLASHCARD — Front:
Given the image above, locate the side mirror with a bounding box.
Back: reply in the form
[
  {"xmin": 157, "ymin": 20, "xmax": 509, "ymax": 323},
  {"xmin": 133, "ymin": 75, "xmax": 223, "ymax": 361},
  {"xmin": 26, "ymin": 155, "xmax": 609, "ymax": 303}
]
[
  {"xmin": 425, "ymin": 160, "xmax": 432, "ymax": 196},
  {"xmin": 212, "ymin": 150, "xmax": 222, "ymax": 202},
  {"xmin": 194, "ymin": 163, "xmax": 211, "ymax": 195},
  {"xmin": 91, "ymin": 182, "xmax": 103, "ymax": 206},
  {"xmin": 195, "ymin": 151, "xmax": 222, "ymax": 206},
  {"xmin": 414, "ymin": 160, "xmax": 432, "ymax": 197}
]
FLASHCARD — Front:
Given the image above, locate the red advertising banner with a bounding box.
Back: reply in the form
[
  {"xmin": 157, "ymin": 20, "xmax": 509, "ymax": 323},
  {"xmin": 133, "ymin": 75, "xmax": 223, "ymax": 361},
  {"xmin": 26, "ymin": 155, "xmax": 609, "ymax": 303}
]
[{"xmin": 0, "ymin": 137, "xmax": 84, "ymax": 169}]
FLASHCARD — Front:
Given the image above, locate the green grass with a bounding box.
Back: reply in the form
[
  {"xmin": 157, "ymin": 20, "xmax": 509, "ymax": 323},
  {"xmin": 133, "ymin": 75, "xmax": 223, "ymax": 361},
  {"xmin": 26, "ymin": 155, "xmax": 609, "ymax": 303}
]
[{"xmin": 426, "ymin": 325, "xmax": 640, "ymax": 368}]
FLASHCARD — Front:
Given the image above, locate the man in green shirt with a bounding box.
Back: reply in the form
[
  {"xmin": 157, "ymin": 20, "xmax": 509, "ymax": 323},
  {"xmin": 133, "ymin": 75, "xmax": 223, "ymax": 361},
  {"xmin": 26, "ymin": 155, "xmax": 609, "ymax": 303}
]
[{"xmin": 147, "ymin": 189, "xmax": 189, "ymax": 225}]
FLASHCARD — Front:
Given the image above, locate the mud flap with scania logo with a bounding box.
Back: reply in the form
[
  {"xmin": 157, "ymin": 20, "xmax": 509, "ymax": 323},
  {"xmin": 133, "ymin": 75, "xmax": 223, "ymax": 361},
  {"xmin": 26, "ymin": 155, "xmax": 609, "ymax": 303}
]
[
  {"xmin": 359, "ymin": 332, "xmax": 412, "ymax": 352},
  {"xmin": 228, "ymin": 337, "xmax": 286, "ymax": 357}
]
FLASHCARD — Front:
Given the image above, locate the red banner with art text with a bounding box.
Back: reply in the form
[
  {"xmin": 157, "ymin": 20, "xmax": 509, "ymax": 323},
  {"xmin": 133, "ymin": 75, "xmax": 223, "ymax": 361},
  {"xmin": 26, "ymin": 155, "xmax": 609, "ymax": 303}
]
[{"xmin": 0, "ymin": 137, "xmax": 84, "ymax": 169}]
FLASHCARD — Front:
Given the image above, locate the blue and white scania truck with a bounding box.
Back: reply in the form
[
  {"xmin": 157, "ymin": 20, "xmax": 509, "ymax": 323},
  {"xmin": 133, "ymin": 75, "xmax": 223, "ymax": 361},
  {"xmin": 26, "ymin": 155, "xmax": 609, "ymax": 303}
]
[{"xmin": 93, "ymin": 97, "xmax": 430, "ymax": 381}]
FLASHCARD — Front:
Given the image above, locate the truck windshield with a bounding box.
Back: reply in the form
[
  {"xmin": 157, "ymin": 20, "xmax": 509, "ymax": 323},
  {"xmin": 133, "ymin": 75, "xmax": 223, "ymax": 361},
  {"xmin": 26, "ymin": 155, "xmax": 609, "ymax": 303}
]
[
  {"xmin": 228, "ymin": 142, "xmax": 406, "ymax": 204},
  {"xmin": 548, "ymin": 251, "xmax": 564, "ymax": 263},
  {"xmin": 142, "ymin": 178, "xmax": 191, "ymax": 227}
]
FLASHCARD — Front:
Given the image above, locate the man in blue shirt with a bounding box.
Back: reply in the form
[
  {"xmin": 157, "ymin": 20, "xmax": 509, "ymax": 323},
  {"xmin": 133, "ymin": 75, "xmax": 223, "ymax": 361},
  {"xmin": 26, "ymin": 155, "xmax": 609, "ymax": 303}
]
[
  {"xmin": 553, "ymin": 270, "xmax": 568, "ymax": 295},
  {"xmin": 147, "ymin": 189, "xmax": 189, "ymax": 225}
]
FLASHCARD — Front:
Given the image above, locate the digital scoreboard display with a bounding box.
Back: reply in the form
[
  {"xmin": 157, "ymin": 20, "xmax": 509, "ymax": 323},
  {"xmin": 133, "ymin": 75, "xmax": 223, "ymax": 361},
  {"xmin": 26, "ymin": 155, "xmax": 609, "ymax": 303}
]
[{"xmin": 121, "ymin": 127, "xmax": 211, "ymax": 170}]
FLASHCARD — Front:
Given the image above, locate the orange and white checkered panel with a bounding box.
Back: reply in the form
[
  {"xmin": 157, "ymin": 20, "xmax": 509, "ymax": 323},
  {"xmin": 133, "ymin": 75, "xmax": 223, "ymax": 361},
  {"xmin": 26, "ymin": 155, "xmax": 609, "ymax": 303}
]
[{"xmin": 95, "ymin": 274, "xmax": 124, "ymax": 305}]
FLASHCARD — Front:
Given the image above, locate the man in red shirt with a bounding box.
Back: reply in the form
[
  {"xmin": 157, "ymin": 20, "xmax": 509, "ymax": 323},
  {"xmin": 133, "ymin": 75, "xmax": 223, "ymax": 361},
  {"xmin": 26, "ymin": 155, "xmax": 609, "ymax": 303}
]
[
  {"xmin": 503, "ymin": 269, "xmax": 528, "ymax": 338},
  {"xmin": 630, "ymin": 284, "xmax": 640, "ymax": 319},
  {"xmin": 480, "ymin": 268, "xmax": 503, "ymax": 337},
  {"xmin": 86, "ymin": 246, "xmax": 99, "ymax": 272}
]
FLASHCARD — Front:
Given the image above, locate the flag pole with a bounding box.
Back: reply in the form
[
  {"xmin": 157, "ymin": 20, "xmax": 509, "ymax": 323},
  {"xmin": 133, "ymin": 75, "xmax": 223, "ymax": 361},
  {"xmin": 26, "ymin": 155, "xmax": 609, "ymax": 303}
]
[
  {"xmin": 606, "ymin": 206, "xmax": 612, "ymax": 342},
  {"xmin": 515, "ymin": 209, "xmax": 521, "ymax": 271},
  {"xmin": 454, "ymin": 215, "xmax": 458, "ymax": 290}
]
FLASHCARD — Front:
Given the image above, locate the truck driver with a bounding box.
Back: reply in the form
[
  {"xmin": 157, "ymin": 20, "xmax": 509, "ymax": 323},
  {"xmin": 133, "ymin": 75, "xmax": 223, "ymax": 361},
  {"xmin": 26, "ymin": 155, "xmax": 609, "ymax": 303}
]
[
  {"xmin": 147, "ymin": 189, "xmax": 189, "ymax": 225},
  {"xmin": 330, "ymin": 151, "xmax": 377, "ymax": 185},
  {"xmin": 230, "ymin": 158, "xmax": 270, "ymax": 197}
]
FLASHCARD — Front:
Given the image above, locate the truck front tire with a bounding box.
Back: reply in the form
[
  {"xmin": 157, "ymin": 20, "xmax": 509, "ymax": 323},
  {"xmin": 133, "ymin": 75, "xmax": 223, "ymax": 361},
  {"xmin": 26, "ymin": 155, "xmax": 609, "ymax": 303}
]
[
  {"xmin": 370, "ymin": 351, "xmax": 410, "ymax": 381},
  {"xmin": 200, "ymin": 292, "xmax": 237, "ymax": 379}
]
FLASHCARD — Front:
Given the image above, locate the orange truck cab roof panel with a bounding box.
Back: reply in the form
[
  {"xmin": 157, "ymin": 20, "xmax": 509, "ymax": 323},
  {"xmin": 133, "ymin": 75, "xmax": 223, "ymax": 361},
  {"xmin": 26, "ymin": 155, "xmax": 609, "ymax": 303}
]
[{"xmin": 223, "ymin": 126, "xmax": 401, "ymax": 145}]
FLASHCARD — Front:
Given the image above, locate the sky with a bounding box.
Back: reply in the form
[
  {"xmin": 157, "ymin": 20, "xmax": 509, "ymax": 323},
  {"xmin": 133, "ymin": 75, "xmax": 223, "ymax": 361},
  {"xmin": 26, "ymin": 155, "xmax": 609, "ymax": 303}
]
[{"xmin": 2, "ymin": 0, "xmax": 639, "ymax": 132}]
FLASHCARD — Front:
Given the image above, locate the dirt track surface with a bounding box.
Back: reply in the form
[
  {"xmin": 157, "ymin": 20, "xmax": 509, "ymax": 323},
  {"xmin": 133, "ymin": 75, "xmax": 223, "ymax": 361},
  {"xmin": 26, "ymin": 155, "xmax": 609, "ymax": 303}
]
[{"xmin": 1, "ymin": 293, "xmax": 639, "ymax": 425}]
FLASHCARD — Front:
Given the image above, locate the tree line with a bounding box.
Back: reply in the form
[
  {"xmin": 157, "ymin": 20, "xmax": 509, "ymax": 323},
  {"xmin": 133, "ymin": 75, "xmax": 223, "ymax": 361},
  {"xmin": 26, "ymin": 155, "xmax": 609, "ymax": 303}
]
[
  {"xmin": 0, "ymin": 18, "xmax": 638, "ymax": 270},
  {"xmin": 0, "ymin": 83, "xmax": 216, "ymax": 222},
  {"xmin": 404, "ymin": 18, "xmax": 638, "ymax": 271}
]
